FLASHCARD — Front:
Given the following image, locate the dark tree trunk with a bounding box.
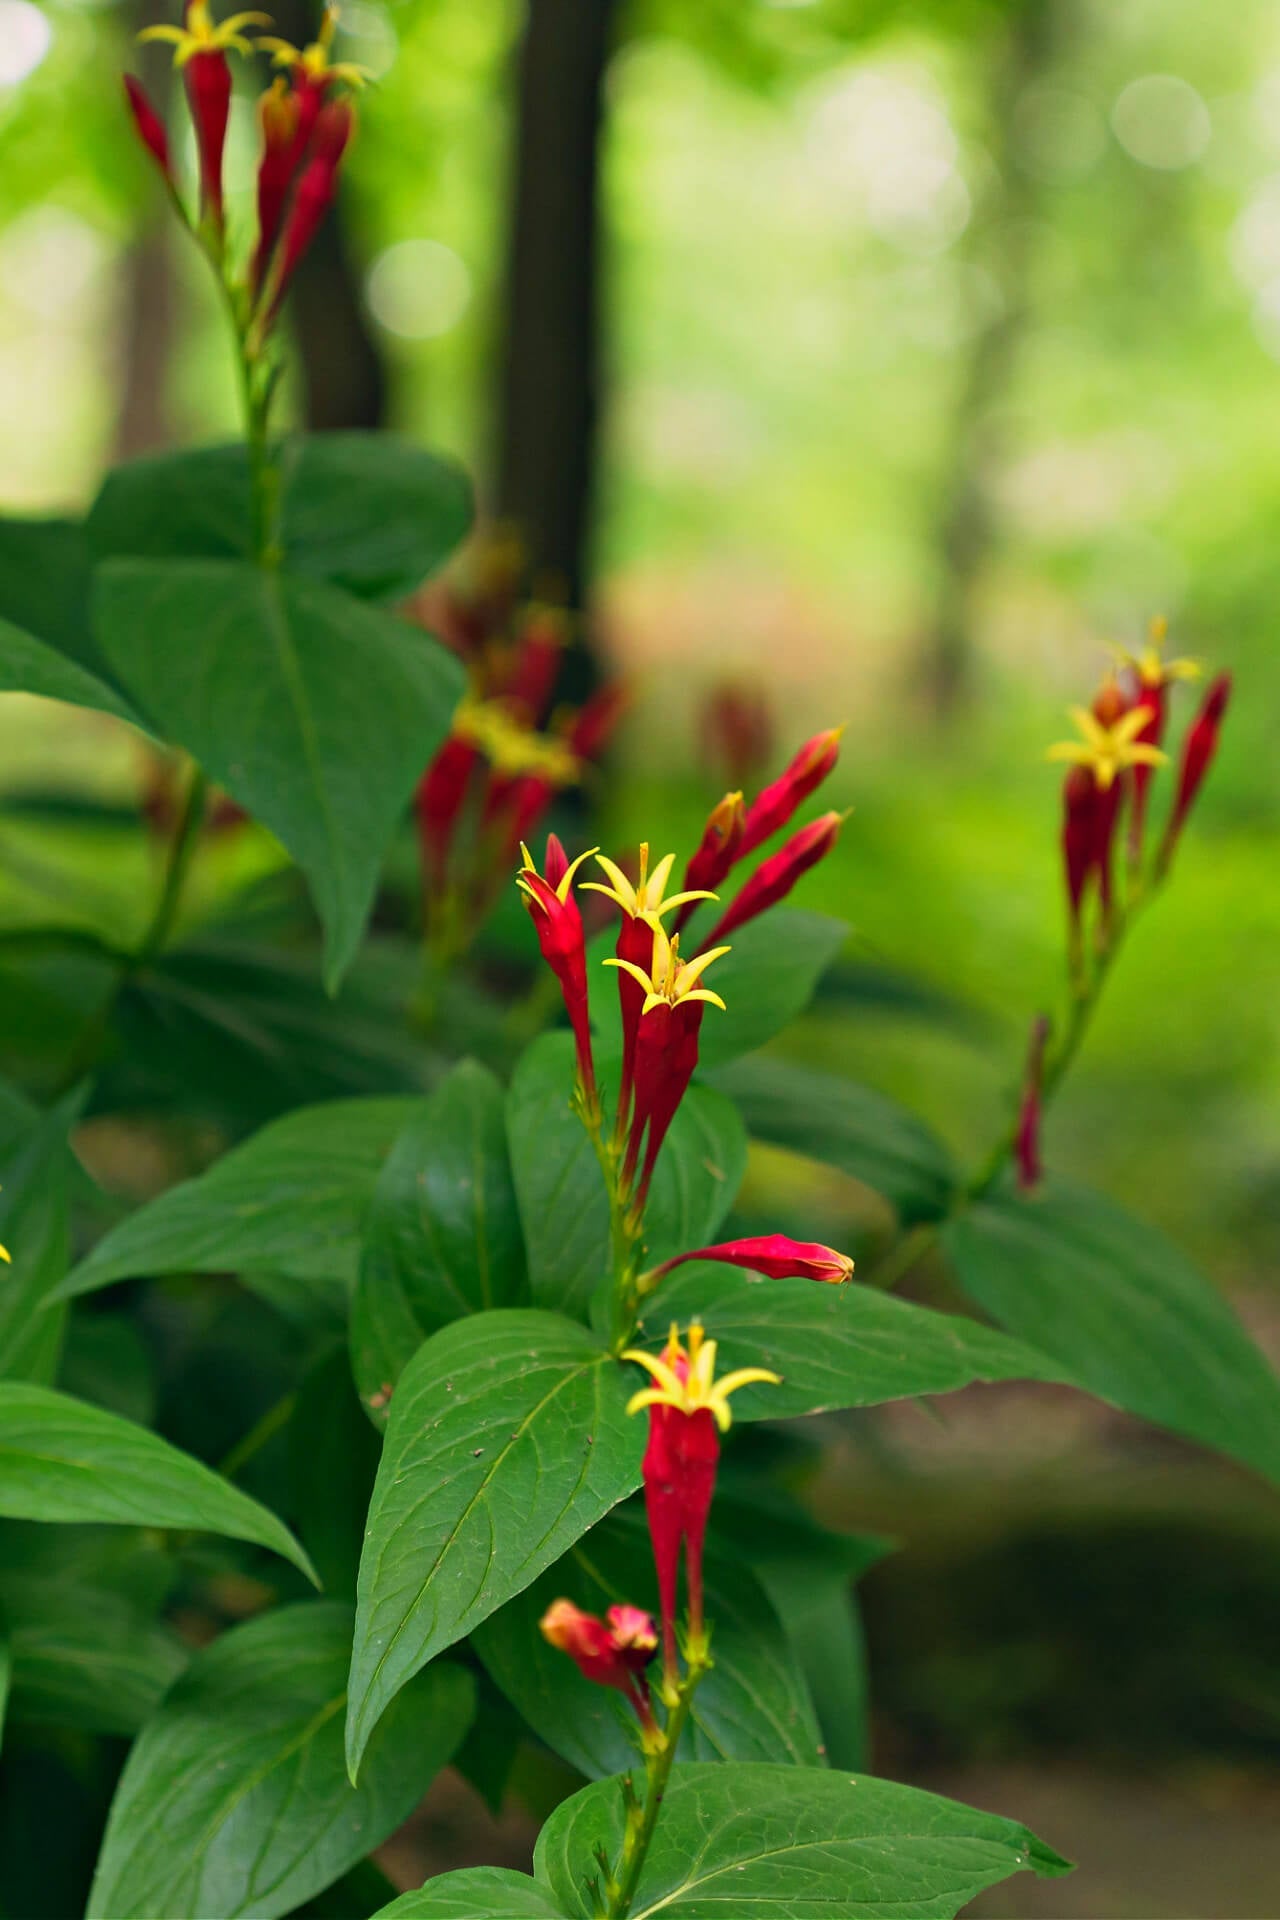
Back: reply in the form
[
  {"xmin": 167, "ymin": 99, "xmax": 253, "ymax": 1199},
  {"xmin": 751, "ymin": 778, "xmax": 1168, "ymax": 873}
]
[
  {"xmin": 496, "ymin": 0, "xmax": 618, "ymax": 651},
  {"xmin": 269, "ymin": 0, "xmax": 388, "ymax": 430}
]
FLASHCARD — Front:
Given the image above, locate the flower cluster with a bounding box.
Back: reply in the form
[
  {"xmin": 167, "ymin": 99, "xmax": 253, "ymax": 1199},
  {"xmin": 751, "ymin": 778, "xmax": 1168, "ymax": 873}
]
[
  {"xmin": 125, "ymin": 4, "xmax": 361, "ymax": 339},
  {"xmin": 1047, "ymin": 621, "xmax": 1230, "ymax": 975},
  {"xmin": 411, "ymin": 535, "xmax": 625, "ymax": 952},
  {"xmin": 517, "ymin": 726, "xmax": 847, "ymax": 1216},
  {"xmin": 541, "ymin": 1320, "xmax": 779, "ymax": 1724}
]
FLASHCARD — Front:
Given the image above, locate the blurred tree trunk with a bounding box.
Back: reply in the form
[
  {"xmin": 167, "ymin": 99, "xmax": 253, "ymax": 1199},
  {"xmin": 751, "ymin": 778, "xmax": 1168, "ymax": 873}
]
[
  {"xmin": 495, "ymin": 0, "xmax": 618, "ymax": 659},
  {"xmin": 114, "ymin": 0, "xmax": 176, "ymax": 457},
  {"xmin": 917, "ymin": 1, "xmax": 1059, "ymax": 722},
  {"xmin": 263, "ymin": 0, "xmax": 387, "ymax": 430}
]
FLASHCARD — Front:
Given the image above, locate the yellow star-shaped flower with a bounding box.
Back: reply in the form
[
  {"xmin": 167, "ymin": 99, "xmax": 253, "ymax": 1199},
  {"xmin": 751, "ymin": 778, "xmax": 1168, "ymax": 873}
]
[
  {"xmin": 583, "ymin": 843, "xmax": 714, "ymax": 921},
  {"xmin": 257, "ymin": 5, "xmax": 369, "ymax": 86},
  {"xmin": 453, "ymin": 697, "xmax": 579, "ymax": 787},
  {"xmin": 604, "ymin": 917, "xmax": 729, "ymax": 1015},
  {"xmin": 620, "ymin": 1321, "xmax": 780, "ymax": 1431},
  {"xmin": 1046, "ymin": 705, "xmax": 1167, "ymax": 792},
  {"xmin": 1116, "ymin": 615, "xmax": 1201, "ymax": 691},
  {"xmin": 138, "ymin": 1, "xmax": 271, "ymax": 66}
]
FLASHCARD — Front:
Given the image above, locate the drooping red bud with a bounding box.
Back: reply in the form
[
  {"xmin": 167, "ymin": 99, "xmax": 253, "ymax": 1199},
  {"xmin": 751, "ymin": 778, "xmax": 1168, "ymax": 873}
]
[
  {"xmin": 252, "ymin": 79, "xmax": 302, "ymax": 298},
  {"xmin": 1158, "ymin": 673, "xmax": 1231, "ymax": 874},
  {"xmin": 123, "ymin": 76, "xmax": 174, "ymax": 185},
  {"xmin": 539, "ymin": 1598, "xmax": 657, "ymax": 1729},
  {"xmin": 503, "ymin": 609, "xmax": 567, "ymax": 724},
  {"xmin": 708, "ymin": 810, "xmax": 843, "ymax": 941},
  {"xmin": 738, "ymin": 727, "xmax": 843, "ymax": 858},
  {"xmin": 265, "ymin": 102, "xmax": 353, "ymax": 320},
  {"xmin": 184, "ymin": 48, "xmax": 232, "ymax": 229},
  {"xmin": 649, "ymin": 1234, "xmax": 854, "ymax": 1287}
]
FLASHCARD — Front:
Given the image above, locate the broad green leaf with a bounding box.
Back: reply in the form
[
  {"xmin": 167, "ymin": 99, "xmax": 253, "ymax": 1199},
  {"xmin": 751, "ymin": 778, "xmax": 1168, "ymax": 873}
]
[
  {"xmin": 0, "ymin": 1382, "xmax": 317, "ymax": 1582},
  {"xmin": 57, "ymin": 1095, "xmax": 421, "ymax": 1302},
  {"xmin": 89, "ymin": 435, "xmax": 474, "ymax": 602},
  {"xmin": 473, "ymin": 1504, "xmax": 824, "ymax": 1778},
  {"xmin": 690, "ymin": 908, "xmax": 847, "ymax": 1065},
  {"xmin": 535, "ymin": 1763, "xmax": 1071, "ymax": 1917},
  {"xmin": 346, "ymin": 1310, "xmax": 641, "ymax": 1780},
  {"xmin": 0, "ymin": 517, "xmax": 109, "ymax": 677},
  {"xmin": 88, "ymin": 1603, "xmax": 474, "ymax": 1920},
  {"xmin": 0, "ymin": 1572, "xmax": 186, "ymax": 1735},
  {"xmin": 92, "ymin": 559, "xmax": 466, "ymax": 985},
  {"xmin": 942, "ymin": 1178, "xmax": 1280, "ymax": 1486},
  {"xmin": 507, "ymin": 1034, "xmax": 747, "ymax": 1321},
  {"xmin": 0, "ymin": 615, "xmax": 141, "ymax": 723},
  {"xmin": 705, "ymin": 1055, "xmax": 958, "ymax": 1225},
  {"xmin": 58, "ymin": 1312, "xmax": 156, "ymax": 1426},
  {"xmin": 645, "ymin": 1265, "xmax": 1072, "ymax": 1421},
  {"xmin": 0, "ymin": 1084, "xmax": 84, "ymax": 1385},
  {"xmin": 352, "ymin": 1062, "xmax": 528, "ymax": 1404},
  {"xmin": 371, "ymin": 1870, "xmax": 566, "ymax": 1919},
  {"xmin": 588, "ymin": 910, "xmax": 846, "ymax": 1068}
]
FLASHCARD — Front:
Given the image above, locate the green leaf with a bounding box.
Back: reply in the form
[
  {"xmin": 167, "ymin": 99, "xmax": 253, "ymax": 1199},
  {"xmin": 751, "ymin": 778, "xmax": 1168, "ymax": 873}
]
[
  {"xmin": 57, "ymin": 1094, "xmax": 421, "ymax": 1302},
  {"xmin": 352, "ymin": 1062, "xmax": 528, "ymax": 1404},
  {"xmin": 0, "ymin": 1382, "xmax": 317, "ymax": 1582},
  {"xmin": 535, "ymin": 1763, "xmax": 1071, "ymax": 1917},
  {"xmin": 0, "ymin": 517, "xmax": 111, "ymax": 676},
  {"xmin": 588, "ymin": 910, "xmax": 846, "ymax": 1068},
  {"xmin": 346, "ymin": 1310, "xmax": 641, "ymax": 1781},
  {"xmin": 473, "ymin": 1504, "xmax": 824, "ymax": 1778},
  {"xmin": 0, "ymin": 1571, "xmax": 186, "ymax": 1735},
  {"xmin": 942, "ymin": 1178, "xmax": 1280, "ymax": 1486},
  {"xmin": 370, "ymin": 1870, "xmax": 566, "ymax": 1920},
  {"xmin": 705, "ymin": 1055, "xmax": 958, "ymax": 1225},
  {"xmin": 507, "ymin": 1034, "xmax": 747, "ymax": 1321},
  {"xmin": 0, "ymin": 1084, "xmax": 84, "ymax": 1385},
  {"xmin": 89, "ymin": 435, "xmax": 474, "ymax": 602},
  {"xmin": 88, "ymin": 1602, "xmax": 475, "ymax": 1920},
  {"xmin": 691, "ymin": 909, "xmax": 847, "ymax": 1065},
  {"xmin": 0, "ymin": 615, "xmax": 142, "ymax": 724},
  {"xmin": 92, "ymin": 559, "xmax": 466, "ymax": 986},
  {"xmin": 645, "ymin": 1265, "xmax": 1072, "ymax": 1421}
]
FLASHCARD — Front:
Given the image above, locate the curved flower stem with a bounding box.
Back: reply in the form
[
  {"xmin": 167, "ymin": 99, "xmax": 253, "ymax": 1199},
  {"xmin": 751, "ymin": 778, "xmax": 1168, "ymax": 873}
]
[
  {"xmin": 582, "ymin": 1107, "xmax": 645, "ymax": 1347},
  {"xmin": 604, "ymin": 1651, "xmax": 710, "ymax": 1920}
]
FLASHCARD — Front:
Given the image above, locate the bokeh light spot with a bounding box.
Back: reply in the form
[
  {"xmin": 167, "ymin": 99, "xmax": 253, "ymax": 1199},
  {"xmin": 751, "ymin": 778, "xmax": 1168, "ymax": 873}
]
[
  {"xmin": 0, "ymin": 0, "xmax": 53, "ymax": 87},
  {"xmin": 1111, "ymin": 75, "xmax": 1210, "ymax": 172},
  {"xmin": 365, "ymin": 239, "xmax": 471, "ymax": 340}
]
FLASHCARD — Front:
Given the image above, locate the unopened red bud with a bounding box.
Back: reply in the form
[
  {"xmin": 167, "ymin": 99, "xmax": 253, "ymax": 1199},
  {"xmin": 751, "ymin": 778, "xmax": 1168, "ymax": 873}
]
[
  {"xmin": 565, "ymin": 683, "xmax": 627, "ymax": 762},
  {"xmin": 739, "ymin": 727, "xmax": 843, "ymax": 858},
  {"xmin": 504, "ymin": 609, "xmax": 567, "ymax": 723},
  {"xmin": 650, "ymin": 1234, "xmax": 853, "ymax": 1286},
  {"xmin": 123, "ymin": 76, "xmax": 173, "ymax": 185},
  {"xmin": 1091, "ymin": 675, "xmax": 1128, "ymax": 728},
  {"xmin": 252, "ymin": 79, "xmax": 302, "ymax": 297},
  {"xmin": 415, "ymin": 735, "xmax": 480, "ymax": 893},
  {"xmin": 709, "ymin": 810, "xmax": 843, "ymax": 941},
  {"xmin": 1159, "ymin": 672, "xmax": 1231, "ymax": 872},
  {"xmin": 1015, "ymin": 1015, "xmax": 1051, "ymax": 1192},
  {"xmin": 517, "ymin": 846, "xmax": 597, "ymax": 1107},
  {"xmin": 539, "ymin": 1599, "xmax": 657, "ymax": 1723},
  {"xmin": 673, "ymin": 792, "xmax": 744, "ymax": 935}
]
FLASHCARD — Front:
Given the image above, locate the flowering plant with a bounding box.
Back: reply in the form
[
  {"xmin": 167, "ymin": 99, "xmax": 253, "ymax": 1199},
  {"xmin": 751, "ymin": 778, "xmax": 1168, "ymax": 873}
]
[{"xmin": 0, "ymin": 14, "xmax": 1272, "ymax": 1920}]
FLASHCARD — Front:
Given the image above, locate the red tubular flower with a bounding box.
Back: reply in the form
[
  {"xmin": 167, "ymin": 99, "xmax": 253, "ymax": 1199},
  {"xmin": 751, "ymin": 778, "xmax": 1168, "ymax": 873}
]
[
  {"xmin": 415, "ymin": 735, "xmax": 480, "ymax": 895},
  {"xmin": 1158, "ymin": 673, "xmax": 1231, "ymax": 873},
  {"xmin": 604, "ymin": 919, "xmax": 729, "ymax": 1204},
  {"xmin": 648, "ymin": 1234, "xmax": 854, "ymax": 1287},
  {"xmin": 1061, "ymin": 764, "xmax": 1100, "ymax": 933},
  {"xmin": 539, "ymin": 1598, "xmax": 658, "ymax": 1732},
  {"xmin": 708, "ymin": 809, "xmax": 844, "ymax": 942},
  {"xmin": 738, "ymin": 727, "xmax": 843, "ymax": 859},
  {"xmin": 123, "ymin": 77, "xmax": 174, "ymax": 185},
  {"xmin": 1015, "ymin": 1014, "xmax": 1051, "ymax": 1192},
  {"xmin": 671, "ymin": 792, "xmax": 744, "ymax": 936},
  {"xmin": 264, "ymin": 100, "xmax": 353, "ymax": 320},
  {"xmin": 184, "ymin": 48, "xmax": 233, "ymax": 228},
  {"xmin": 517, "ymin": 841, "xmax": 598, "ymax": 1109},
  {"xmin": 502, "ymin": 608, "xmax": 567, "ymax": 724},
  {"xmin": 251, "ymin": 78, "xmax": 302, "ymax": 298},
  {"xmin": 621, "ymin": 1323, "xmax": 779, "ymax": 1682}
]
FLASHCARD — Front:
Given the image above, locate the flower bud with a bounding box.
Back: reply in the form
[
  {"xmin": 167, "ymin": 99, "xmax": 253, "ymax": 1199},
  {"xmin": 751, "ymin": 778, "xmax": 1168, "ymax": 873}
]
[
  {"xmin": 649, "ymin": 1234, "xmax": 854, "ymax": 1287},
  {"xmin": 738, "ymin": 727, "xmax": 843, "ymax": 858},
  {"xmin": 1158, "ymin": 673, "xmax": 1231, "ymax": 874},
  {"xmin": 1015, "ymin": 1014, "xmax": 1050, "ymax": 1192},
  {"xmin": 252, "ymin": 78, "xmax": 302, "ymax": 297},
  {"xmin": 565, "ymin": 683, "xmax": 628, "ymax": 762},
  {"xmin": 415, "ymin": 735, "xmax": 480, "ymax": 895},
  {"xmin": 503, "ymin": 608, "xmax": 567, "ymax": 724},
  {"xmin": 672, "ymin": 792, "xmax": 743, "ymax": 935},
  {"xmin": 539, "ymin": 1599, "xmax": 657, "ymax": 1729},
  {"xmin": 708, "ymin": 810, "xmax": 843, "ymax": 942},
  {"xmin": 184, "ymin": 47, "xmax": 233, "ymax": 229},
  {"xmin": 123, "ymin": 76, "xmax": 174, "ymax": 185},
  {"xmin": 517, "ymin": 843, "xmax": 598, "ymax": 1109}
]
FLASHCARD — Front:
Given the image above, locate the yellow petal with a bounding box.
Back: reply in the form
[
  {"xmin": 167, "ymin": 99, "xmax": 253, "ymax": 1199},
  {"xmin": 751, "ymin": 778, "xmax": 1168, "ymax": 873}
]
[
  {"xmin": 619, "ymin": 1348, "xmax": 683, "ymax": 1399},
  {"xmin": 625, "ymin": 1386, "xmax": 681, "ymax": 1418},
  {"xmin": 714, "ymin": 1364, "xmax": 783, "ymax": 1399},
  {"xmin": 649, "ymin": 888, "xmax": 717, "ymax": 918},
  {"xmin": 555, "ymin": 844, "xmax": 599, "ymax": 903},
  {"xmin": 604, "ymin": 957, "xmax": 656, "ymax": 994},
  {"xmin": 674, "ymin": 944, "xmax": 730, "ymax": 992},
  {"xmin": 137, "ymin": 24, "xmax": 188, "ymax": 43},
  {"xmin": 644, "ymin": 852, "xmax": 676, "ymax": 905},
  {"xmin": 588, "ymin": 854, "xmax": 637, "ymax": 913},
  {"xmin": 1045, "ymin": 743, "xmax": 1090, "ymax": 766},
  {"xmin": 0, "ymin": 1244, "xmax": 9, "ymax": 1264},
  {"xmin": 678, "ymin": 988, "xmax": 726, "ymax": 1011}
]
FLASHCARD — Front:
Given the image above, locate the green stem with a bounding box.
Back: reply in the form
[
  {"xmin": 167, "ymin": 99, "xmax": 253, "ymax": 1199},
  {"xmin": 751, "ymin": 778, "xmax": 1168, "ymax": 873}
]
[
  {"xmin": 218, "ymin": 1389, "xmax": 299, "ymax": 1482},
  {"xmin": 137, "ymin": 765, "xmax": 208, "ymax": 964},
  {"xmin": 606, "ymin": 1656, "xmax": 710, "ymax": 1920}
]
